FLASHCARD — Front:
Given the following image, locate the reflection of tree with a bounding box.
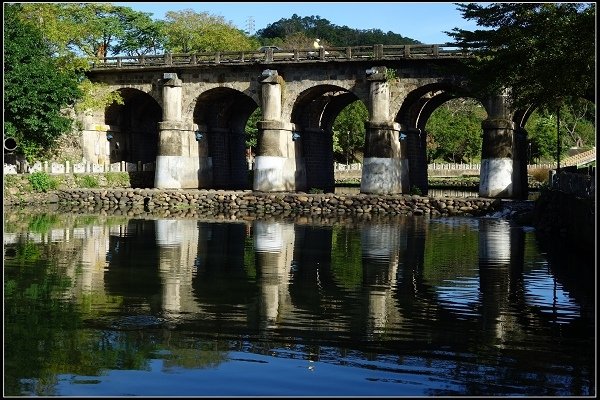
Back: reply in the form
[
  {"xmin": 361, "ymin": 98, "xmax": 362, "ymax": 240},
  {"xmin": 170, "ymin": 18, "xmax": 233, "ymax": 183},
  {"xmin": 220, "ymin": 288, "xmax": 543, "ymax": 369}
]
[
  {"xmin": 330, "ymin": 225, "xmax": 363, "ymax": 289},
  {"xmin": 422, "ymin": 221, "xmax": 479, "ymax": 286},
  {"xmin": 163, "ymin": 342, "xmax": 227, "ymax": 370},
  {"xmin": 4, "ymin": 257, "xmax": 77, "ymax": 395},
  {"xmin": 4, "ymin": 221, "xmax": 155, "ymax": 396},
  {"xmin": 4, "ymin": 251, "xmax": 155, "ymax": 396}
]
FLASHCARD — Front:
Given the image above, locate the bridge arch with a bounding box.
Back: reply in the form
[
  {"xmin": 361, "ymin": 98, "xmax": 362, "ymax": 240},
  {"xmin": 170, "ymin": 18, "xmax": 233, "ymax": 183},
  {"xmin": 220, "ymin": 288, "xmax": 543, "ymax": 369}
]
[
  {"xmin": 193, "ymin": 87, "xmax": 258, "ymax": 189},
  {"xmin": 291, "ymin": 84, "xmax": 363, "ymax": 192},
  {"xmin": 394, "ymin": 81, "xmax": 478, "ymax": 194},
  {"xmin": 82, "ymin": 48, "xmax": 541, "ymax": 198},
  {"xmin": 104, "ymin": 88, "xmax": 162, "ymax": 164}
]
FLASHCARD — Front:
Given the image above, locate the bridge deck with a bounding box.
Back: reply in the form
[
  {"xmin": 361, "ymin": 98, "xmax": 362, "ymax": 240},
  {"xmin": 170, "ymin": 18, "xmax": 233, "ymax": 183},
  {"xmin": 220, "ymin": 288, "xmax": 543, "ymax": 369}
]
[{"xmin": 88, "ymin": 44, "xmax": 471, "ymax": 71}]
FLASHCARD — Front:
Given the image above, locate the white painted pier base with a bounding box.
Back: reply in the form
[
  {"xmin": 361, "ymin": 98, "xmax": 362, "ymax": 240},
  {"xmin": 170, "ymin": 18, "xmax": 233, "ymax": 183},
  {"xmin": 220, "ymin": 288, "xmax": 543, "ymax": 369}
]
[
  {"xmin": 479, "ymin": 158, "xmax": 513, "ymax": 198},
  {"xmin": 253, "ymin": 155, "xmax": 297, "ymax": 192},
  {"xmin": 155, "ymin": 155, "xmax": 211, "ymax": 189},
  {"xmin": 360, "ymin": 157, "xmax": 409, "ymax": 194}
]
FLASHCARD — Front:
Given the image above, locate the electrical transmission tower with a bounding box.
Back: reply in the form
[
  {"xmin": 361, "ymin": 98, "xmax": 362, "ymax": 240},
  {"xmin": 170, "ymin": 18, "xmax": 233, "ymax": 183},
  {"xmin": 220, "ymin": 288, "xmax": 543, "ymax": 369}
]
[{"xmin": 246, "ymin": 16, "xmax": 255, "ymax": 35}]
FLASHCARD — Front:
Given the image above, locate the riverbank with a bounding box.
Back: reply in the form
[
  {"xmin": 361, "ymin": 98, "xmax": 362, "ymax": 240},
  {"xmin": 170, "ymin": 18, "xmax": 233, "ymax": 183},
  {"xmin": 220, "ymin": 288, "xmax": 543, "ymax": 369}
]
[
  {"xmin": 9, "ymin": 188, "xmax": 504, "ymax": 219},
  {"xmin": 4, "ymin": 172, "xmax": 544, "ymax": 220},
  {"xmin": 3, "ymin": 173, "xmax": 545, "ymax": 207}
]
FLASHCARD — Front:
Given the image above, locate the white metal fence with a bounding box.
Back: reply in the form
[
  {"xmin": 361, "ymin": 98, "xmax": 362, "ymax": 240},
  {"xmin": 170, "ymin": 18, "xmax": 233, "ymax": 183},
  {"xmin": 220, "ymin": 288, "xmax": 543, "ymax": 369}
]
[
  {"xmin": 3, "ymin": 160, "xmax": 155, "ymax": 175},
  {"xmin": 332, "ymin": 162, "xmax": 557, "ymax": 172},
  {"xmin": 3, "ymin": 160, "xmax": 560, "ymax": 175}
]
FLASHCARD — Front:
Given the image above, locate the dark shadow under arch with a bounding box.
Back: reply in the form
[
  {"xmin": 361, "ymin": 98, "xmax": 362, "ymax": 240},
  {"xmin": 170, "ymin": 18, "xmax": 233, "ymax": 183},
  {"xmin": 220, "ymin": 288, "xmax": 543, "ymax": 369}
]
[
  {"xmin": 292, "ymin": 85, "xmax": 362, "ymax": 193},
  {"xmin": 104, "ymin": 88, "xmax": 162, "ymax": 165},
  {"xmin": 193, "ymin": 87, "xmax": 258, "ymax": 190}
]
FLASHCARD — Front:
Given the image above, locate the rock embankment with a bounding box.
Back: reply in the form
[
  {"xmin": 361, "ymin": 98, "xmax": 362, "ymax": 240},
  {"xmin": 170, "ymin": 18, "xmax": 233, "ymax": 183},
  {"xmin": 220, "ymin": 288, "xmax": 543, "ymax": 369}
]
[{"xmin": 51, "ymin": 188, "xmax": 502, "ymax": 218}]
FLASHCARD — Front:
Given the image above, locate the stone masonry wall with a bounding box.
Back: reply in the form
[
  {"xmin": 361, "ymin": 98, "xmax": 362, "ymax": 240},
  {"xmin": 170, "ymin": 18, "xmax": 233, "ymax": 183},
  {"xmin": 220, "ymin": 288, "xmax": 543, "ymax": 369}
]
[{"xmin": 52, "ymin": 188, "xmax": 502, "ymax": 219}]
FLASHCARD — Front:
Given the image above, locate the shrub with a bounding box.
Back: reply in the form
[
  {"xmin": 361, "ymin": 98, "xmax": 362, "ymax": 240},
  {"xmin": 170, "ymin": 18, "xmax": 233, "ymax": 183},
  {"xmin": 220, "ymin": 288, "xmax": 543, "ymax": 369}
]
[
  {"xmin": 529, "ymin": 167, "xmax": 551, "ymax": 183},
  {"xmin": 27, "ymin": 172, "xmax": 57, "ymax": 192},
  {"xmin": 105, "ymin": 172, "xmax": 129, "ymax": 187},
  {"xmin": 77, "ymin": 174, "xmax": 99, "ymax": 188},
  {"xmin": 409, "ymin": 186, "xmax": 423, "ymax": 196}
]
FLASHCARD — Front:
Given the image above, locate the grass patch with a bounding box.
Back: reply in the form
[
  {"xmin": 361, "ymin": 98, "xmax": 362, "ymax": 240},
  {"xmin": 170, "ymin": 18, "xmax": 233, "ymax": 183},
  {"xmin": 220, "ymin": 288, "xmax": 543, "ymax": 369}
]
[
  {"xmin": 28, "ymin": 172, "xmax": 58, "ymax": 192},
  {"xmin": 105, "ymin": 172, "xmax": 130, "ymax": 187},
  {"xmin": 76, "ymin": 174, "xmax": 99, "ymax": 188}
]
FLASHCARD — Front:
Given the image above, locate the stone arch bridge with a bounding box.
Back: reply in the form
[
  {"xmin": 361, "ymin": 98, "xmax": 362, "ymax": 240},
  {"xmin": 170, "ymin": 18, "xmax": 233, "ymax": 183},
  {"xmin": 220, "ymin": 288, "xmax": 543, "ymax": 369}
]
[{"xmin": 82, "ymin": 44, "xmax": 530, "ymax": 198}]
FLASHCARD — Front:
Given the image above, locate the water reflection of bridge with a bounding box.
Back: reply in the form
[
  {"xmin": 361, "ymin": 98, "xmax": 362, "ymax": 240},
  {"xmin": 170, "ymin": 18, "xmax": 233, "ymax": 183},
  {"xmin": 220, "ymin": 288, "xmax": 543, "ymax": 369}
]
[{"xmin": 5, "ymin": 215, "xmax": 587, "ymax": 345}]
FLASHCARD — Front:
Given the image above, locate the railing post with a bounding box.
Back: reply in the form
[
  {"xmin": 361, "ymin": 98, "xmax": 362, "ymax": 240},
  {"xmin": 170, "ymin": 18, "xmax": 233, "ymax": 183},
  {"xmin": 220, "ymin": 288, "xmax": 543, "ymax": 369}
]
[
  {"xmin": 432, "ymin": 44, "xmax": 439, "ymax": 57},
  {"xmin": 374, "ymin": 44, "xmax": 383, "ymax": 59},
  {"xmin": 404, "ymin": 45, "xmax": 411, "ymax": 58},
  {"xmin": 117, "ymin": 58, "xmax": 122, "ymax": 68},
  {"xmin": 140, "ymin": 55, "xmax": 145, "ymax": 65},
  {"xmin": 191, "ymin": 54, "xmax": 197, "ymax": 64},
  {"xmin": 346, "ymin": 46, "xmax": 352, "ymax": 59},
  {"xmin": 215, "ymin": 52, "xmax": 221, "ymax": 64}
]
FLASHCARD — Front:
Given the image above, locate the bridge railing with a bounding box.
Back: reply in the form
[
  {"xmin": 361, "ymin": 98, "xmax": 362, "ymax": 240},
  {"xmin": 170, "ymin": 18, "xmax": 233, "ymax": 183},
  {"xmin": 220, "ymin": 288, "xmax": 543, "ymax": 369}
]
[{"xmin": 88, "ymin": 44, "xmax": 471, "ymax": 70}]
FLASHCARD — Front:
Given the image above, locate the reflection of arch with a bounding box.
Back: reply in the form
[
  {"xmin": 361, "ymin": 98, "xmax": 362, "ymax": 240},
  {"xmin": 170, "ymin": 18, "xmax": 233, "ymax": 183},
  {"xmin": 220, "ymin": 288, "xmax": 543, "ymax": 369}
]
[
  {"xmin": 104, "ymin": 220, "xmax": 162, "ymax": 300},
  {"xmin": 291, "ymin": 85, "xmax": 362, "ymax": 192},
  {"xmin": 191, "ymin": 222, "xmax": 258, "ymax": 324},
  {"xmin": 104, "ymin": 88, "xmax": 162, "ymax": 164},
  {"xmin": 193, "ymin": 88, "xmax": 258, "ymax": 189}
]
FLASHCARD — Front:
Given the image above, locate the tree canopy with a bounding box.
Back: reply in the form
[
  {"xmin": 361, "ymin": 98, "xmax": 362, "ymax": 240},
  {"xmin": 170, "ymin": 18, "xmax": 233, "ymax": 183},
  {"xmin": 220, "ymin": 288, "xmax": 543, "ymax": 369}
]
[
  {"xmin": 257, "ymin": 14, "xmax": 420, "ymax": 47},
  {"xmin": 426, "ymin": 98, "xmax": 486, "ymax": 163},
  {"xmin": 332, "ymin": 101, "xmax": 368, "ymax": 164},
  {"xmin": 4, "ymin": 3, "xmax": 83, "ymax": 160},
  {"xmin": 446, "ymin": 3, "xmax": 595, "ymax": 111},
  {"xmin": 161, "ymin": 9, "xmax": 259, "ymax": 52}
]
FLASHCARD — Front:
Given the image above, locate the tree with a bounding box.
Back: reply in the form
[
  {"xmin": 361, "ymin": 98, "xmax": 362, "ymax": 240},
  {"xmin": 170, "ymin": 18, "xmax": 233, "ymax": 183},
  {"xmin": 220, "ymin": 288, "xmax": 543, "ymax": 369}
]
[
  {"xmin": 18, "ymin": 3, "xmax": 166, "ymax": 58},
  {"xmin": 558, "ymin": 98, "xmax": 596, "ymax": 149},
  {"xmin": 245, "ymin": 108, "xmax": 261, "ymax": 152},
  {"xmin": 525, "ymin": 112, "xmax": 557, "ymax": 163},
  {"xmin": 525, "ymin": 98, "xmax": 596, "ymax": 162},
  {"xmin": 161, "ymin": 9, "xmax": 259, "ymax": 53},
  {"xmin": 332, "ymin": 101, "xmax": 368, "ymax": 163},
  {"xmin": 256, "ymin": 14, "xmax": 420, "ymax": 46},
  {"xmin": 426, "ymin": 98, "xmax": 485, "ymax": 163},
  {"xmin": 4, "ymin": 4, "xmax": 82, "ymax": 160},
  {"xmin": 112, "ymin": 8, "xmax": 167, "ymax": 56},
  {"xmin": 447, "ymin": 3, "xmax": 595, "ymax": 111}
]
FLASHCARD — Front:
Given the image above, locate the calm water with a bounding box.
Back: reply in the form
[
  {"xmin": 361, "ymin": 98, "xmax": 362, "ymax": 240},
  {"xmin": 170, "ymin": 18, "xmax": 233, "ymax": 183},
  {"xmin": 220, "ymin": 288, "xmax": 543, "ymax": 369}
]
[{"xmin": 3, "ymin": 208, "xmax": 595, "ymax": 396}]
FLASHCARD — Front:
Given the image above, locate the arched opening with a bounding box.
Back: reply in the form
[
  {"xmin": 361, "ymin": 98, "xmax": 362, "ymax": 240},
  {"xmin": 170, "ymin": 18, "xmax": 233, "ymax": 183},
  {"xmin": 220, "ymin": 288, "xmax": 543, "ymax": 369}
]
[
  {"xmin": 519, "ymin": 98, "xmax": 595, "ymax": 165},
  {"xmin": 424, "ymin": 97, "xmax": 487, "ymax": 164},
  {"xmin": 104, "ymin": 88, "xmax": 161, "ymax": 164},
  {"xmin": 396, "ymin": 81, "xmax": 478, "ymax": 195},
  {"xmin": 193, "ymin": 88, "xmax": 258, "ymax": 190},
  {"xmin": 291, "ymin": 85, "xmax": 361, "ymax": 193}
]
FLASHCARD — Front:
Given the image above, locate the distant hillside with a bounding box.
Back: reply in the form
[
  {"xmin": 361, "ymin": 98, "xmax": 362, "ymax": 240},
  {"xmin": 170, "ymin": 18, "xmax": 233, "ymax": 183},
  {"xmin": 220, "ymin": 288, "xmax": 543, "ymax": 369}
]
[{"xmin": 256, "ymin": 14, "xmax": 421, "ymax": 46}]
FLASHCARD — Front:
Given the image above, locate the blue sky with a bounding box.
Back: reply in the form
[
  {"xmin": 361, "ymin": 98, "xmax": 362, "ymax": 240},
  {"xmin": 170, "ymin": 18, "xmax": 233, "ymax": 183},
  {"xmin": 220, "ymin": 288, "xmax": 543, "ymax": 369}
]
[{"xmin": 114, "ymin": 2, "xmax": 480, "ymax": 44}]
